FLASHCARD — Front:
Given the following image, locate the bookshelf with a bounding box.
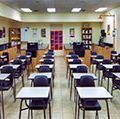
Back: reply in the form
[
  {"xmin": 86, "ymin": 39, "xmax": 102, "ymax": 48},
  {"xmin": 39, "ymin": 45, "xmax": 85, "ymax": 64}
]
[
  {"xmin": 9, "ymin": 28, "xmax": 21, "ymax": 51},
  {"xmin": 50, "ymin": 30, "xmax": 63, "ymax": 50},
  {"xmin": 81, "ymin": 27, "xmax": 92, "ymax": 49},
  {"xmin": 9, "ymin": 28, "xmax": 21, "ymax": 41}
]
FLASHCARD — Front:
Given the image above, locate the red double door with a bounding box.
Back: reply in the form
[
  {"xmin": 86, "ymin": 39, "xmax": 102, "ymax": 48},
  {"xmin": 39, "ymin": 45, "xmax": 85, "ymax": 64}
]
[{"xmin": 50, "ymin": 30, "xmax": 63, "ymax": 50}]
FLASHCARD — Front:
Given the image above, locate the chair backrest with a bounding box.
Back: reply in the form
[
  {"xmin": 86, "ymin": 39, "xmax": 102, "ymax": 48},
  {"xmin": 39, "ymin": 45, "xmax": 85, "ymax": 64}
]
[
  {"xmin": 43, "ymin": 59, "xmax": 53, "ymax": 64},
  {"xmin": 91, "ymin": 52, "xmax": 97, "ymax": 55},
  {"xmin": 26, "ymin": 51, "xmax": 32, "ymax": 56},
  {"xmin": 102, "ymin": 59, "xmax": 112, "ymax": 64},
  {"xmin": 44, "ymin": 55, "xmax": 53, "ymax": 59},
  {"xmin": 76, "ymin": 75, "xmax": 95, "ymax": 87},
  {"xmin": 2, "ymin": 52, "xmax": 9, "ymax": 63},
  {"xmin": 112, "ymin": 65, "xmax": 120, "ymax": 72},
  {"xmin": 111, "ymin": 50, "xmax": 117, "ymax": 54},
  {"xmin": 48, "ymin": 49, "xmax": 54, "ymax": 52},
  {"xmin": 69, "ymin": 52, "xmax": 75, "ymax": 55},
  {"xmin": 38, "ymin": 66, "xmax": 51, "ymax": 72},
  {"xmin": 34, "ymin": 75, "xmax": 49, "ymax": 87},
  {"xmin": 19, "ymin": 55, "xmax": 27, "ymax": 59},
  {"xmin": 96, "ymin": 55, "xmax": 104, "ymax": 59},
  {"xmin": 1, "ymin": 66, "xmax": 13, "ymax": 84},
  {"xmin": 75, "ymin": 65, "xmax": 88, "ymax": 73},
  {"xmin": 71, "ymin": 59, "xmax": 82, "ymax": 64},
  {"xmin": 70, "ymin": 55, "xmax": 78, "ymax": 59}
]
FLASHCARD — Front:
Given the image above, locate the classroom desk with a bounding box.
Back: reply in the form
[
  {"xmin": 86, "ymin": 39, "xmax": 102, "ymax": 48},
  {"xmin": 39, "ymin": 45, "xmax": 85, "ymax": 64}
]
[
  {"xmin": 75, "ymin": 87, "xmax": 112, "ymax": 119},
  {"xmin": 101, "ymin": 64, "xmax": 119, "ymax": 90},
  {"xmin": 0, "ymin": 73, "xmax": 10, "ymax": 119},
  {"xmin": 64, "ymin": 44, "xmax": 91, "ymax": 67},
  {"xmin": 70, "ymin": 73, "xmax": 97, "ymax": 99},
  {"xmin": 35, "ymin": 64, "xmax": 54, "ymax": 69},
  {"xmin": 28, "ymin": 72, "xmax": 53, "ymax": 98},
  {"xmin": 16, "ymin": 87, "xmax": 51, "ymax": 119}
]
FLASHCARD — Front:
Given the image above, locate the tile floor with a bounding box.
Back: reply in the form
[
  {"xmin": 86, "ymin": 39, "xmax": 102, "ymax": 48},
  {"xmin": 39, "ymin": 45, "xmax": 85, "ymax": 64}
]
[{"xmin": 1, "ymin": 56, "xmax": 120, "ymax": 119}]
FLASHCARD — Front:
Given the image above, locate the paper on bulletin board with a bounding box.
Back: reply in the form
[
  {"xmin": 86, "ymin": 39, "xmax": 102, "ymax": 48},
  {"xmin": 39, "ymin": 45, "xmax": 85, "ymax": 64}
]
[{"xmin": 32, "ymin": 28, "xmax": 38, "ymax": 41}]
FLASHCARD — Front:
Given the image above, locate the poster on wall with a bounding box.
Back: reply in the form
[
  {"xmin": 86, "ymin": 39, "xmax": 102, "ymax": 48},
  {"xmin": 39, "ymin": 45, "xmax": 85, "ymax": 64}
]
[
  {"xmin": 69, "ymin": 28, "xmax": 75, "ymax": 37},
  {"xmin": 41, "ymin": 28, "xmax": 46, "ymax": 37},
  {"xmin": 32, "ymin": 28, "xmax": 37, "ymax": 41},
  {"xmin": 0, "ymin": 27, "xmax": 5, "ymax": 38}
]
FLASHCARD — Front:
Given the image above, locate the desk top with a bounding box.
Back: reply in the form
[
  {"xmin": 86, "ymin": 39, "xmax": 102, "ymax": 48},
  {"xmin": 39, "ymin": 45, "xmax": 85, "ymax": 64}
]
[
  {"xmin": 69, "ymin": 64, "xmax": 87, "ymax": 69},
  {"xmin": 35, "ymin": 64, "xmax": 54, "ymax": 69},
  {"xmin": 73, "ymin": 73, "xmax": 97, "ymax": 80},
  {"xmin": 16, "ymin": 87, "xmax": 50, "ymax": 99},
  {"xmin": 40, "ymin": 59, "xmax": 54, "ymax": 62},
  {"xmin": 113, "ymin": 73, "xmax": 120, "ymax": 78},
  {"xmin": 0, "ymin": 73, "xmax": 10, "ymax": 80},
  {"xmin": 68, "ymin": 58, "xmax": 83, "ymax": 62},
  {"xmin": 77, "ymin": 87, "xmax": 112, "ymax": 99},
  {"xmin": 28, "ymin": 72, "xmax": 52, "ymax": 79},
  {"xmin": 102, "ymin": 64, "xmax": 119, "ymax": 69},
  {"xmin": 0, "ymin": 64, "xmax": 20, "ymax": 70}
]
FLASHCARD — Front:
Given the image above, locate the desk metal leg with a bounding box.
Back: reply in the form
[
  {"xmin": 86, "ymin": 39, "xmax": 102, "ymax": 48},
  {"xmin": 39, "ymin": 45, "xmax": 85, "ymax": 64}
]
[
  {"xmin": 19, "ymin": 100, "xmax": 23, "ymax": 119},
  {"xmin": 70, "ymin": 76, "xmax": 73, "ymax": 100},
  {"xmin": 49, "ymin": 101, "xmax": 51, "ymax": 119},
  {"xmin": 105, "ymin": 100, "xmax": 110, "ymax": 119},
  {"xmin": 1, "ymin": 90, "xmax": 5, "ymax": 119},
  {"xmin": 74, "ymin": 93, "xmax": 78, "ymax": 119}
]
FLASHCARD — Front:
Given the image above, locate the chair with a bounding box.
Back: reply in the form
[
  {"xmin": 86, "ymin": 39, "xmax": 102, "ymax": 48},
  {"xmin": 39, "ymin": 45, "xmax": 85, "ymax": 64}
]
[
  {"xmin": 43, "ymin": 59, "xmax": 54, "ymax": 64},
  {"xmin": 44, "ymin": 55, "xmax": 54, "ymax": 59},
  {"xmin": 19, "ymin": 55, "xmax": 27, "ymax": 71},
  {"xmin": 2, "ymin": 52, "xmax": 9, "ymax": 64},
  {"xmin": 70, "ymin": 59, "xmax": 82, "ymax": 64},
  {"xmin": 70, "ymin": 65, "xmax": 88, "ymax": 99},
  {"xmin": 95, "ymin": 55, "xmax": 104, "ymax": 75},
  {"xmin": 26, "ymin": 52, "xmax": 33, "ymax": 72},
  {"xmin": 26, "ymin": 76, "xmax": 51, "ymax": 119},
  {"xmin": 73, "ymin": 65, "xmax": 88, "ymax": 73},
  {"xmin": 69, "ymin": 52, "xmax": 75, "ymax": 55},
  {"xmin": 101, "ymin": 60, "xmax": 114, "ymax": 91},
  {"xmin": 37, "ymin": 66, "xmax": 51, "ymax": 72},
  {"xmin": 111, "ymin": 65, "xmax": 120, "ymax": 96},
  {"xmin": 76, "ymin": 75, "xmax": 101, "ymax": 119},
  {"xmin": 0, "ymin": 66, "xmax": 16, "ymax": 101},
  {"xmin": 90, "ymin": 52, "xmax": 97, "ymax": 73},
  {"xmin": 11, "ymin": 59, "xmax": 24, "ymax": 87},
  {"xmin": 111, "ymin": 50, "xmax": 117, "ymax": 63},
  {"xmin": 70, "ymin": 55, "xmax": 79, "ymax": 59}
]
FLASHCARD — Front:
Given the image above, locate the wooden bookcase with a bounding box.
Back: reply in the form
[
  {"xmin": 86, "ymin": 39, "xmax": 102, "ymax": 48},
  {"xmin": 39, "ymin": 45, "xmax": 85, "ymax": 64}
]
[
  {"xmin": 81, "ymin": 27, "xmax": 92, "ymax": 49},
  {"xmin": 9, "ymin": 28, "xmax": 21, "ymax": 51},
  {"xmin": 9, "ymin": 28, "xmax": 21, "ymax": 41},
  {"xmin": 50, "ymin": 30, "xmax": 63, "ymax": 50}
]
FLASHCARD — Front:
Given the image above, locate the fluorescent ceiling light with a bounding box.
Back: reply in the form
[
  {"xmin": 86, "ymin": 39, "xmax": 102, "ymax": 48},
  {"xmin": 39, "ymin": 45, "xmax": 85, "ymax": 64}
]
[
  {"xmin": 21, "ymin": 8, "xmax": 32, "ymax": 12},
  {"xmin": 47, "ymin": 8, "xmax": 56, "ymax": 12},
  {"xmin": 71, "ymin": 8, "xmax": 81, "ymax": 12},
  {"xmin": 95, "ymin": 8, "xmax": 107, "ymax": 12}
]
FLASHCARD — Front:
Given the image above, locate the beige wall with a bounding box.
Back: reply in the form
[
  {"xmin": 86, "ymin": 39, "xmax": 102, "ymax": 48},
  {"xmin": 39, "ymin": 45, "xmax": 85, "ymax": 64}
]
[{"xmin": 19, "ymin": 22, "xmax": 101, "ymax": 45}]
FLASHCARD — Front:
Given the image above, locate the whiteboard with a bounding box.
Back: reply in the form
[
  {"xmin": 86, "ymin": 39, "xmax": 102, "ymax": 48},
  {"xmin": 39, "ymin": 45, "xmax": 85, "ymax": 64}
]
[{"xmin": 21, "ymin": 27, "xmax": 29, "ymax": 42}]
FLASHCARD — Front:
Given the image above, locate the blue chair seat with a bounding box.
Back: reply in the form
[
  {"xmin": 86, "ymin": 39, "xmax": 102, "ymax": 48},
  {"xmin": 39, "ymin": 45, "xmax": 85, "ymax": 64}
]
[
  {"xmin": 28, "ymin": 99, "xmax": 48, "ymax": 110},
  {"xmin": 0, "ymin": 81, "xmax": 12, "ymax": 90},
  {"xmin": 81, "ymin": 100, "xmax": 101, "ymax": 110}
]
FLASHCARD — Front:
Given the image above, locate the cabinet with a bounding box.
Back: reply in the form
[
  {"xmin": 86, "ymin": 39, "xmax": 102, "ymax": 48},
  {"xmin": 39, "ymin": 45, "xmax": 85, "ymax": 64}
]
[
  {"xmin": 9, "ymin": 28, "xmax": 21, "ymax": 51},
  {"xmin": 81, "ymin": 27, "xmax": 92, "ymax": 49},
  {"xmin": 9, "ymin": 28, "xmax": 21, "ymax": 41},
  {"xmin": 50, "ymin": 30, "xmax": 63, "ymax": 50}
]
